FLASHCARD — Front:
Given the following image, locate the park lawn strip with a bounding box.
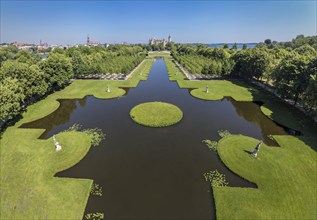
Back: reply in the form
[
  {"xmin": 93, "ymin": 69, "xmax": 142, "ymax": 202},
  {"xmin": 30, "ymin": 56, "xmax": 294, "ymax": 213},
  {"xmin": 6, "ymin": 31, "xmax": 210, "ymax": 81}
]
[
  {"xmin": 165, "ymin": 58, "xmax": 317, "ymax": 218},
  {"xmin": 1, "ymin": 129, "xmax": 93, "ymax": 219},
  {"xmin": 165, "ymin": 59, "xmax": 317, "ymax": 148},
  {"xmin": 16, "ymin": 58, "xmax": 153, "ymax": 126},
  {"xmin": 130, "ymin": 102, "xmax": 183, "ymax": 127},
  {"xmin": 213, "ymin": 134, "xmax": 316, "ymax": 219},
  {"xmin": 0, "ymin": 58, "xmax": 154, "ymax": 219}
]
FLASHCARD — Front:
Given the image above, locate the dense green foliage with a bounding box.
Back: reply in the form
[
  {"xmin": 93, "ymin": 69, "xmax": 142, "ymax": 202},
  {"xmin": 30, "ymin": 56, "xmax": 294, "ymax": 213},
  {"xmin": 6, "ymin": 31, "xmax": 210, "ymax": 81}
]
[
  {"xmin": 171, "ymin": 35, "xmax": 317, "ymax": 114},
  {"xmin": 67, "ymin": 45, "xmax": 145, "ymax": 76},
  {"xmin": 173, "ymin": 45, "xmax": 234, "ymax": 75},
  {"xmin": 130, "ymin": 102, "xmax": 183, "ymax": 127},
  {"xmin": 0, "ymin": 45, "xmax": 146, "ymax": 122}
]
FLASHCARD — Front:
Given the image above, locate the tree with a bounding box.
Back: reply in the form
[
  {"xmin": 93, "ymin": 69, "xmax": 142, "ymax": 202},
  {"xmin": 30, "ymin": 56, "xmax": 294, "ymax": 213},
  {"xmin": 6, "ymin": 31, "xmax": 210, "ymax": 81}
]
[
  {"xmin": 0, "ymin": 77, "xmax": 24, "ymax": 121},
  {"xmin": 0, "ymin": 45, "xmax": 18, "ymax": 66},
  {"xmin": 273, "ymin": 54, "xmax": 310, "ymax": 104},
  {"xmin": 52, "ymin": 47, "xmax": 64, "ymax": 54},
  {"xmin": 264, "ymin": 39, "xmax": 272, "ymax": 45},
  {"xmin": 223, "ymin": 44, "xmax": 229, "ymax": 49},
  {"xmin": 15, "ymin": 50, "xmax": 33, "ymax": 64},
  {"xmin": 242, "ymin": 44, "xmax": 248, "ymax": 50},
  {"xmin": 294, "ymin": 44, "xmax": 317, "ymax": 57},
  {"xmin": 0, "ymin": 60, "xmax": 48, "ymax": 100},
  {"xmin": 232, "ymin": 49, "xmax": 270, "ymax": 79},
  {"xmin": 39, "ymin": 53, "xmax": 73, "ymax": 89},
  {"xmin": 232, "ymin": 43, "xmax": 238, "ymax": 50},
  {"xmin": 304, "ymin": 75, "xmax": 317, "ymax": 112},
  {"xmin": 303, "ymin": 57, "xmax": 317, "ymax": 111}
]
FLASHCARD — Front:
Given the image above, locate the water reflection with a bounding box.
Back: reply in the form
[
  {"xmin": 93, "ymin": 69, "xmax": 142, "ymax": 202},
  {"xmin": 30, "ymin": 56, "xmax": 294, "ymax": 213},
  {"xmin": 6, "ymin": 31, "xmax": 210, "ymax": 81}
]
[{"xmin": 21, "ymin": 59, "xmax": 297, "ymax": 220}]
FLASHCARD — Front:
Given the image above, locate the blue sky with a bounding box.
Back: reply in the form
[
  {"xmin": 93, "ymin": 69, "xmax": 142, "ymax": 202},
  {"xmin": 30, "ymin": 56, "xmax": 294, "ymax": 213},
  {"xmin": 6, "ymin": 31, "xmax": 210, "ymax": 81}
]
[{"xmin": 1, "ymin": 0, "xmax": 316, "ymax": 44}]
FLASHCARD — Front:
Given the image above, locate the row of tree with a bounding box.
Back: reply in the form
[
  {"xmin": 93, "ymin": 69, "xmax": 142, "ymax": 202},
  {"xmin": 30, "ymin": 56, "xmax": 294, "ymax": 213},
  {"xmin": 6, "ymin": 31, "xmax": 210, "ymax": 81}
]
[
  {"xmin": 0, "ymin": 45, "xmax": 146, "ymax": 122},
  {"xmin": 172, "ymin": 35, "xmax": 317, "ymax": 113}
]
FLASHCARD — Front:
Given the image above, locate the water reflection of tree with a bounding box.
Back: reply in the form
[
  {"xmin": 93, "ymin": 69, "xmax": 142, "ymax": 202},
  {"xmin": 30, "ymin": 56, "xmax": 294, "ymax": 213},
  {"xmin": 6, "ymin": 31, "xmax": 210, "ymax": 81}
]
[
  {"xmin": 78, "ymin": 96, "xmax": 87, "ymax": 107},
  {"xmin": 227, "ymin": 97, "xmax": 287, "ymax": 144},
  {"xmin": 21, "ymin": 99, "xmax": 78, "ymax": 134}
]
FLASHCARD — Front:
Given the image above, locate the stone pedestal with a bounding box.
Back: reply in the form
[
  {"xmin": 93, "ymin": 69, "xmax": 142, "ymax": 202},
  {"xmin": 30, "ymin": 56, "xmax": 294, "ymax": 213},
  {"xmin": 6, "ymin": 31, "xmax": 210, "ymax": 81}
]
[{"xmin": 250, "ymin": 140, "xmax": 262, "ymax": 157}]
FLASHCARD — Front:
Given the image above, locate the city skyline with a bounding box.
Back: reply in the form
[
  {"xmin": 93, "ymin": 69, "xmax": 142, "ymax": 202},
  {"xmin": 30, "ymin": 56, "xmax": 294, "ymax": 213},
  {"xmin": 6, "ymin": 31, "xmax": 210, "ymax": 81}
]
[{"xmin": 1, "ymin": 0, "xmax": 316, "ymax": 45}]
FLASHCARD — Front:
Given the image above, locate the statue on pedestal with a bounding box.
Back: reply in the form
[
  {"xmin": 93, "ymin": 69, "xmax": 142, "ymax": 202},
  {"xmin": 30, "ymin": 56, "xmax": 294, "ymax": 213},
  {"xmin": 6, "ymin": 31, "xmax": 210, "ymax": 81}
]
[
  {"xmin": 106, "ymin": 85, "xmax": 110, "ymax": 93},
  {"xmin": 53, "ymin": 135, "xmax": 62, "ymax": 152},
  {"xmin": 250, "ymin": 140, "xmax": 262, "ymax": 157},
  {"xmin": 206, "ymin": 85, "xmax": 209, "ymax": 93}
]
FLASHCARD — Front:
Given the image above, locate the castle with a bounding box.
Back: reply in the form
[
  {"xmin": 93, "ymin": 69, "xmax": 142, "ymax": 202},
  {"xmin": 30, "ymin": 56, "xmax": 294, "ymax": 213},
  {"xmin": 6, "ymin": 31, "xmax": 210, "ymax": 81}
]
[{"xmin": 149, "ymin": 35, "xmax": 172, "ymax": 47}]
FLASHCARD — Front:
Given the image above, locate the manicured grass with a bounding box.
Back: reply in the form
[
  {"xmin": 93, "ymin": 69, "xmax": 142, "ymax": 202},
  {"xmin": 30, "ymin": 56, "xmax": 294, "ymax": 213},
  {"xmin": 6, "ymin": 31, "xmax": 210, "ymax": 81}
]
[
  {"xmin": 165, "ymin": 59, "xmax": 317, "ymax": 148},
  {"xmin": 1, "ymin": 129, "xmax": 93, "ymax": 219},
  {"xmin": 148, "ymin": 51, "xmax": 172, "ymax": 58},
  {"xmin": 19, "ymin": 59, "xmax": 153, "ymax": 125},
  {"xmin": 166, "ymin": 58, "xmax": 317, "ymax": 218},
  {"xmin": 130, "ymin": 102, "xmax": 183, "ymax": 127},
  {"xmin": 213, "ymin": 134, "xmax": 316, "ymax": 219},
  {"xmin": 0, "ymin": 59, "xmax": 154, "ymax": 219}
]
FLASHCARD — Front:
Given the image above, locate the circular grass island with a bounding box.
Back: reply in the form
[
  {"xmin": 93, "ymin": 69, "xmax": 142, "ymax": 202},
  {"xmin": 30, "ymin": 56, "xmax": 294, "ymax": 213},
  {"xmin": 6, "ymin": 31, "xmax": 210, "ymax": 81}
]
[
  {"xmin": 130, "ymin": 102, "xmax": 183, "ymax": 127},
  {"xmin": 190, "ymin": 88, "xmax": 224, "ymax": 101}
]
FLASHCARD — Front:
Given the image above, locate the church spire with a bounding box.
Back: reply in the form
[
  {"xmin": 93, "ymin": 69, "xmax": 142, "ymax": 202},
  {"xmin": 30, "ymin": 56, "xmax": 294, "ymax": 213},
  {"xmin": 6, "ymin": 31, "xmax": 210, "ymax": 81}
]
[{"xmin": 87, "ymin": 34, "xmax": 90, "ymax": 45}]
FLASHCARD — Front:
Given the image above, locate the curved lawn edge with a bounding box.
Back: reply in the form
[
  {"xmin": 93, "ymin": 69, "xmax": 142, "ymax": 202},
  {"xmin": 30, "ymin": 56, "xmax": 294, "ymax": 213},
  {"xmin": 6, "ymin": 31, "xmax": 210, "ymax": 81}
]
[
  {"xmin": 130, "ymin": 102, "xmax": 183, "ymax": 127},
  {"xmin": 165, "ymin": 59, "xmax": 317, "ymax": 149},
  {"xmin": 190, "ymin": 88, "xmax": 224, "ymax": 101},
  {"xmin": 0, "ymin": 128, "xmax": 95, "ymax": 219},
  {"xmin": 213, "ymin": 134, "xmax": 317, "ymax": 219},
  {"xmin": 16, "ymin": 59, "xmax": 153, "ymax": 126},
  {"xmin": 1, "ymin": 59, "xmax": 154, "ymax": 219}
]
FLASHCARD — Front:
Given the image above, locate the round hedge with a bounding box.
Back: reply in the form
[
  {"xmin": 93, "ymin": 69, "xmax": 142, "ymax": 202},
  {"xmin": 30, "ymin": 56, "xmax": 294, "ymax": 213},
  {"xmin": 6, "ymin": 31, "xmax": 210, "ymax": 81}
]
[{"xmin": 130, "ymin": 102, "xmax": 183, "ymax": 127}]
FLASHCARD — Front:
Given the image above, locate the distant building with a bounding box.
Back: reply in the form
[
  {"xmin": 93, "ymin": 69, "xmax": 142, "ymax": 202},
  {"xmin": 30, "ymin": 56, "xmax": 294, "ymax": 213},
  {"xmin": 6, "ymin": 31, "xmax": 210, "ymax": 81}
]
[
  {"xmin": 86, "ymin": 35, "xmax": 100, "ymax": 47},
  {"xmin": 12, "ymin": 41, "xmax": 33, "ymax": 50},
  {"xmin": 37, "ymin": 40, "xmax": 49, "ymax": 51},
  {"xmin": 149, "ymin": 34, "xmax": 172, "ymax": 47}
]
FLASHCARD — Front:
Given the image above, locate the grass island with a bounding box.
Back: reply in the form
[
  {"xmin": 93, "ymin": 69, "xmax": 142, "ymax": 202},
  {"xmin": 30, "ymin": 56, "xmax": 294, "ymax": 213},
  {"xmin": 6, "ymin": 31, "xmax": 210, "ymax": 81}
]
[{"xmin": 130, "ymin": 102, "xmax": 183, "ymax": 127}]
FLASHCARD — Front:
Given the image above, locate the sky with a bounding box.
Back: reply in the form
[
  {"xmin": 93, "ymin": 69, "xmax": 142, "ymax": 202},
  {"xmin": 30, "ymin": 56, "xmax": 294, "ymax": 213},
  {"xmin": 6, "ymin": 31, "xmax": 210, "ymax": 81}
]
[{"xmin": 0, "ymin": 0, "xmax": 316, "ymax": 44}]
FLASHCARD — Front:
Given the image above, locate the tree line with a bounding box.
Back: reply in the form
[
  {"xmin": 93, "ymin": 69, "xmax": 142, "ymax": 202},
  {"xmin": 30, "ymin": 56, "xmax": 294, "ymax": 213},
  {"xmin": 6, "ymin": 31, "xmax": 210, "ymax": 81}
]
[
  {"xmin": 172, "ymin": 35, "xmax": 317, "ymax": 114},
  {"xmin": 0, "ymin": 45, "xmax": 146, "ymax": 122}
]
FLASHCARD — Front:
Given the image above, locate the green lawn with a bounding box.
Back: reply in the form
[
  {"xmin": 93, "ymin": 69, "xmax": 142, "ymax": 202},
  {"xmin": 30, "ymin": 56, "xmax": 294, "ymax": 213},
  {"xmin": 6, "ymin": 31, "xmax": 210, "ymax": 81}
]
[
  {"xmin": 1, "ymin": 57, "xmax": 316, "ymax": 219},
  {"xmin": 165, "ymin": 59, "xmax": 317, "ymax": 148},
  {"xmin": 165, "ymin": 58, "xmax": 317, "ymax": 219},
  {"xmin": 130, "ymin": 102, "xmax": 183, "ymax": 127},
  {"xmin": 0, "ymin": 59, "xmax": 154, "ymax": 219},
  {"xmin": 214, "ymin": 134, "xmax": 316, "ymax": 219}
]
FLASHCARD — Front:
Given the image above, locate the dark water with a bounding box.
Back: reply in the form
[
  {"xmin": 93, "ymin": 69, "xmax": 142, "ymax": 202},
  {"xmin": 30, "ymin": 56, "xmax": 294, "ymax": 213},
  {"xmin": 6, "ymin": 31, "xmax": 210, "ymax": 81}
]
[{"xmin": 22, "ymin": 59, "xmax": 289, "ymax": 220}]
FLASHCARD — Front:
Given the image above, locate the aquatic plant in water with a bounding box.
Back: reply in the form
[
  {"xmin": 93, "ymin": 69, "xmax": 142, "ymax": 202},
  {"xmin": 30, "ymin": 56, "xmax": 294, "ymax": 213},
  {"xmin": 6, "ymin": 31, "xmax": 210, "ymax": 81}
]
[
  {"xmin": 64, "ymin": 124, "xmax": 106, "ymax": 147},
  {"xmin": 85, "ymin": 212, "xmax": 104, "ymax": 220},
  {"xmin": 90, "ymin": 183, "xmax": 103, "ymax": 197},
  {"xmin": 203, "ymin": 170, "xmax": 228, "ymax": 187},
  {"xmin": 217, "ymin": 129, "xmax": 231, "ymax": 138},
  {"xmin": 202, "ymin": 139, "xmax": 218, "ymax": 151}
]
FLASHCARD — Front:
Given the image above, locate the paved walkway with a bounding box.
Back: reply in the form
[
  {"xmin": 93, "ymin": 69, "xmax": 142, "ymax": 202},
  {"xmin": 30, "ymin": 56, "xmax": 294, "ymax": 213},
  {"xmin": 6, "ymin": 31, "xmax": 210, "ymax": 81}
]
[
  {"xmin": 77, "ymin": 60, "xmax": 146, "ymax": 80},
  {"xmin": 174, "ymin": 60, "xmax": 220, "ymax": 80}
]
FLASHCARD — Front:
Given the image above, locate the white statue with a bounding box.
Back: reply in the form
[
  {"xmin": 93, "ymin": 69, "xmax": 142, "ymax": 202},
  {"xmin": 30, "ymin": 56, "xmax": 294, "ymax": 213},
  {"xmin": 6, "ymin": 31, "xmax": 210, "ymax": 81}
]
[
  {"xmin": 106, "ymin": 85, "xmax": 110, "ymax": 93},
  {"xmin": 206, "ymin": 85, "xmax": 209, "ymax": 93},
  {"xmin": 251, "ymin": 140, "xmax": 262, "ymax": 157},
  {"xmin": 53, "ymin": 135, "xmax": 62, "ymax": 152}
]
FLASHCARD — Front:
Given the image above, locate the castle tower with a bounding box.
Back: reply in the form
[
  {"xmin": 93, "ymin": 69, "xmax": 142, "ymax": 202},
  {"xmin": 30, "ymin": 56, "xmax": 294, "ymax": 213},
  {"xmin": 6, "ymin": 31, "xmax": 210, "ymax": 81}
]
[
  {"xmin": 87, "ymin": 34, "xmax": 90, "ymax": 45},
  {"xmin": 168, "ymin": 34, "xmax": 172, "ymax": 43}
]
